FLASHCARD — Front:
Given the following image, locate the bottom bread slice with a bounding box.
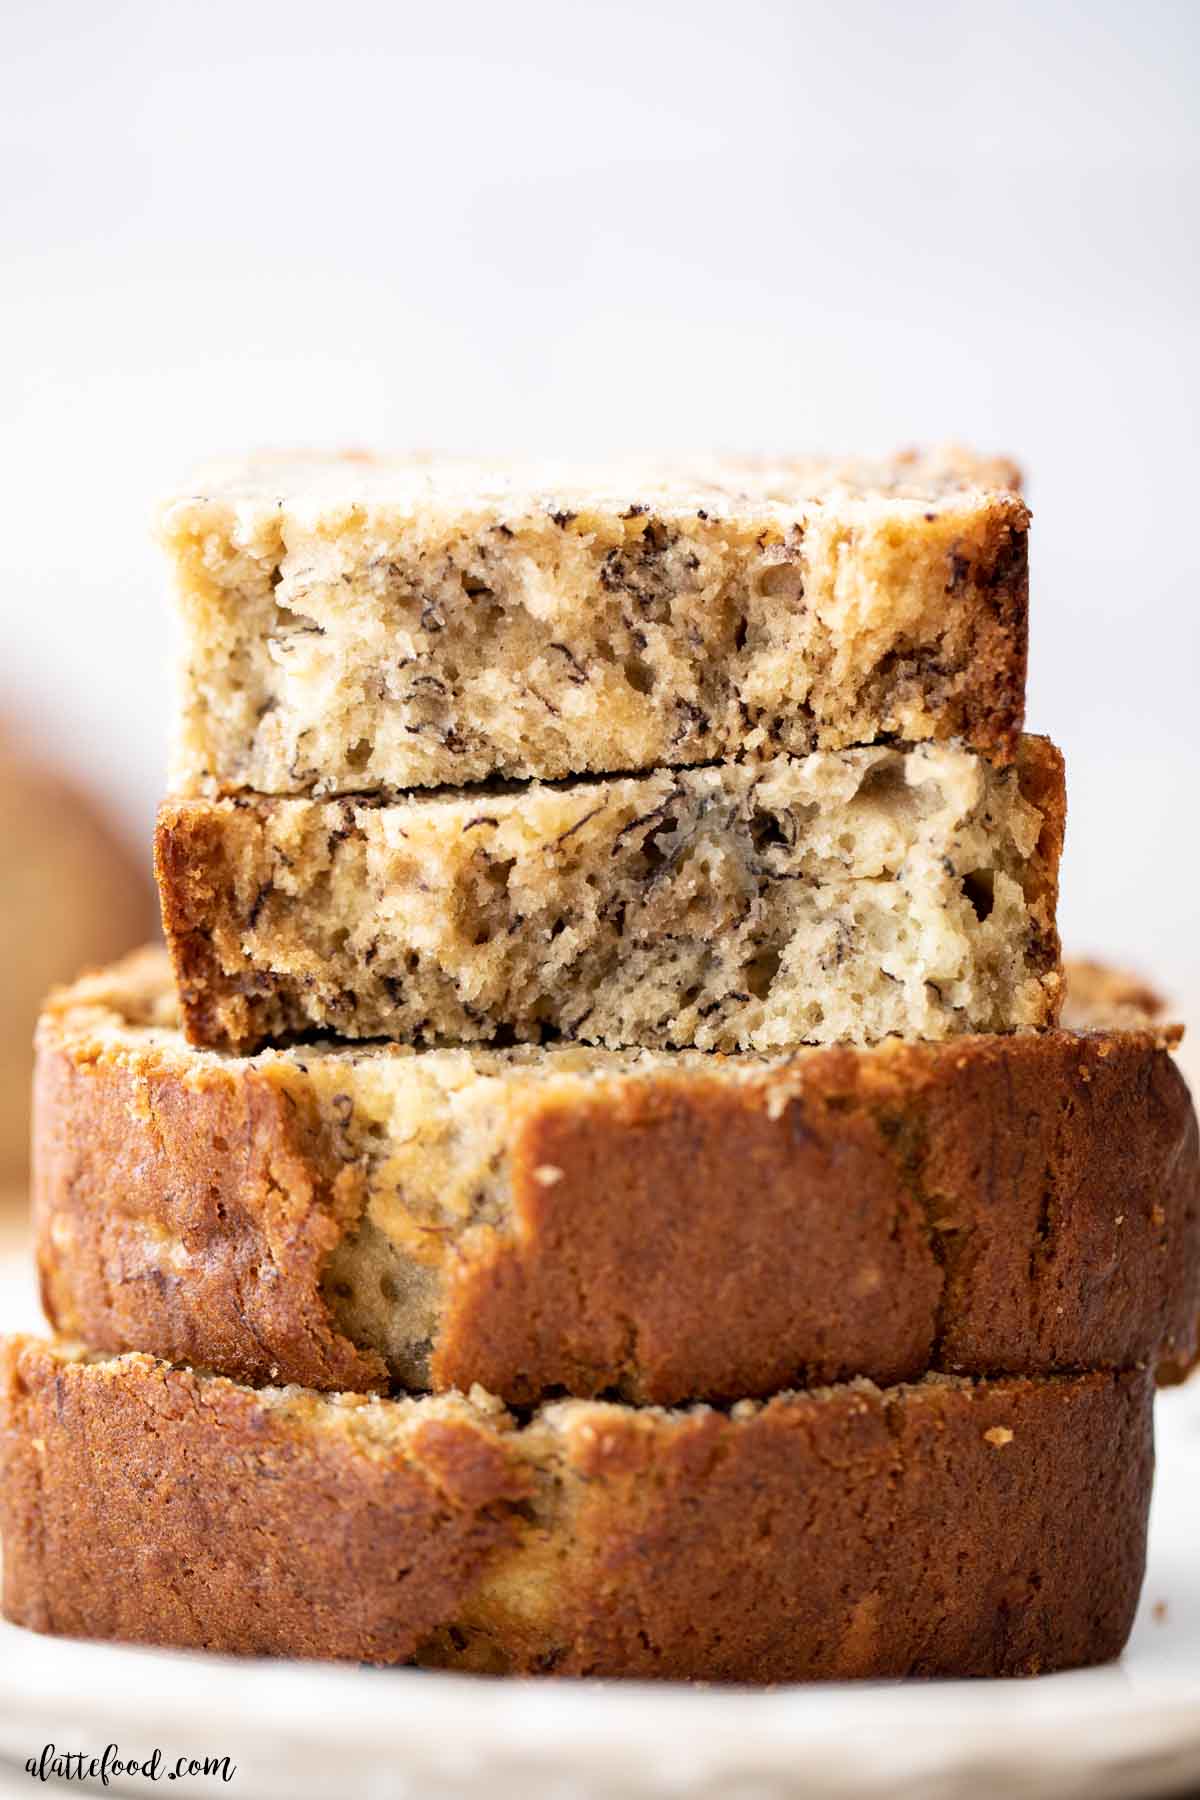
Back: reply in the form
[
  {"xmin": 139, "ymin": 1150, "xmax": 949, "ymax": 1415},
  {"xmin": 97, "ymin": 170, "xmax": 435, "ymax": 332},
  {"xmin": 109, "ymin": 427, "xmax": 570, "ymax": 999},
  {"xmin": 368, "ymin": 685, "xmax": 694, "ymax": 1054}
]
[{"xmin": 1, "ymin": 1339, "xmax": 1153, "ymax": 1682}]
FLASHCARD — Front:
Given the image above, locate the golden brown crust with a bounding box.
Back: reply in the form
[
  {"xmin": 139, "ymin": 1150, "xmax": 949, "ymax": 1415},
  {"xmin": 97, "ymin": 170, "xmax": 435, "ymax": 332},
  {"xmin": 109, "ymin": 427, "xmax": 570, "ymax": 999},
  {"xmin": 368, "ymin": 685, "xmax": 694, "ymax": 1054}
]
[
  {"xmin": 0, "ymin": 1341, "xmax": 1152, "ymax": 1681},
  {"xmin": 459, "ymin": 1028, "xmax": 1198, "ymax": 1399},
  {"xmin": 34, "ymin": 955, "xmax": 1199, "ymax": 1403},
  {"xmin": 0, "ymin": 1340, "xmax": 528, "ymax": 1663},
  {"xmin": 156, "ymin": 801, "xmax": 254, "ymax": 1050},
  {"xmin": 509, "ymin": 1367, "xmax": 1152, "ymax": 1682},
  {"xmin": 1015, "ymin": 733, "xmax": 1066, "ymax": 972},
  {"xmin": 848, "ymin": 495, "xmax": 1028, "ymax": 770},
  {"xmin": 34, "ymin": 1020, "xmax": 386, "ymax": 1393}
]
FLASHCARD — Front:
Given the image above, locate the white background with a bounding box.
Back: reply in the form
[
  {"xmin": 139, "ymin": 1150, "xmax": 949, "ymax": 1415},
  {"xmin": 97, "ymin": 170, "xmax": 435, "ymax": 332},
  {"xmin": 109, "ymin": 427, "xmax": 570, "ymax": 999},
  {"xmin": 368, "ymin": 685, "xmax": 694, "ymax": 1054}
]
[{"xmin": 3, "ymin": 0, "xmax": 1197, "ymax": 1007}]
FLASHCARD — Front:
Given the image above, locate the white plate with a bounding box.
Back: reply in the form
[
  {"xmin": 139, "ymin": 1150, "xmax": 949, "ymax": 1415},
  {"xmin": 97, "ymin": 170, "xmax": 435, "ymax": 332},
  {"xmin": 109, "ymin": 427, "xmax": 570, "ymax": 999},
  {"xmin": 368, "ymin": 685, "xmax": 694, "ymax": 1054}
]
[{"xmin": 1, "ymin": 1252, "xmax": 1198, "ymax": 1800}]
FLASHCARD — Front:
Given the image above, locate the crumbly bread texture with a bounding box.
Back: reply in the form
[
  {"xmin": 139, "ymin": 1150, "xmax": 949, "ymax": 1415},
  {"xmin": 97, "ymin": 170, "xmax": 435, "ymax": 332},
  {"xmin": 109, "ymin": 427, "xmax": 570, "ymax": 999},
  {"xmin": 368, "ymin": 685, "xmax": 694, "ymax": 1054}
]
[
  {"xmin": 160, "ymin": 448, "xmax": 1029, "ymax": 794},
  {"xmin": 157, "ymin": 737, "xmax": 1064, "ymax": 1056},
  {"xmin": 0, "ymin": 1340, "xmax": 1152, "ymax": 1680},
  {"xmin": 34, "ymin": 951, "xmax": 1195, "ymax": 1403}
]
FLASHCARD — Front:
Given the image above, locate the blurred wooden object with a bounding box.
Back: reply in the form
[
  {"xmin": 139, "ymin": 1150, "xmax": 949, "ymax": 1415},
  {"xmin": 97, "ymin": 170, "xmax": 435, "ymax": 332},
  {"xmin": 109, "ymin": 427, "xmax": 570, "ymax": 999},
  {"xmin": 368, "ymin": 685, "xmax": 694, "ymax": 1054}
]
[
  {"xmin": 0, "ymin": 730, "xmax": 158, "ymax": 1182},
  {"xmin": 0, "ymin": 1185, "xmax": 30, "ymax": 1253}
]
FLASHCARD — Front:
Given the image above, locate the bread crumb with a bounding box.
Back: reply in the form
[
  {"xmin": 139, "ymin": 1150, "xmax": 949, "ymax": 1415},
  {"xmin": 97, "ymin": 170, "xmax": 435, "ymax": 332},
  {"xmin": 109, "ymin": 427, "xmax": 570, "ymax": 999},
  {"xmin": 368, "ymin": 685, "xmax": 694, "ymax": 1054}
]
[
  {"xmin": 984, "ymin": 1426, "xmax": 1014, "ymax": 1447},
  {"xmin": 48, "ymin": 1214, "xmax": 74, "ymax": 1252},
  {"xmin": 533, "ymin": 1164, "xmax": 564, "ymax": 1187},
  {"xmin": 764, "ymin": 1083, "xmax": 795, "ymax": 1122},
  {"xmin": 1152, "ymin": 1600, "xmax": 1168, "ymax": 1623},
  {"xmin": 467, "ymin": 1383, "xmax": 506, "ymax": 1416}
]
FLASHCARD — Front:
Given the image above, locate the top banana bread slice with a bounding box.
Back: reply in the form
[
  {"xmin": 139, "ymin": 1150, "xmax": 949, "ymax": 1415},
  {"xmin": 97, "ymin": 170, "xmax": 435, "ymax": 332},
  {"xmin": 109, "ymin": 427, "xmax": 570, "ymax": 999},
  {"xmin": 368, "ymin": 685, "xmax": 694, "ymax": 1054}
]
[{"xmin": 160, "ymin": 448, "xmax": 1029, "ymax": 794}]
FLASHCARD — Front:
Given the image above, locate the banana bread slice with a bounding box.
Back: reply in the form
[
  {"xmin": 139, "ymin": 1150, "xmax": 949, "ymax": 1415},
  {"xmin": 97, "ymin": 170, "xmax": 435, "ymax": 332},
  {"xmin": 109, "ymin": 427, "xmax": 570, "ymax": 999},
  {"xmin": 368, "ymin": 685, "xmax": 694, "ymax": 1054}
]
[
  {"xmin": 157, "ymin": 736, "xmax": 1064, "ymax": 1055},
  {"xmin": 0, "ymin": 1340, "xmax": 1152, "ymax": 1680},
  {"xmin": 35, "ymin": 951, "xmax": 1195, "ymax": 1404},
  {"xmin": 160, "ymin": 448, "xmax": 1028, "ymax": 796}
]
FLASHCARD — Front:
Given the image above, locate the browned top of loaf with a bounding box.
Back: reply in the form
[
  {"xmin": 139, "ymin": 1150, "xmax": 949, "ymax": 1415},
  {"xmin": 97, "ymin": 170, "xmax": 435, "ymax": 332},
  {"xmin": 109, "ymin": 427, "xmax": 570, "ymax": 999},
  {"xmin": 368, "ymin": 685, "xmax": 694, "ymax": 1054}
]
[
  {"xmin": 0, "ymin": 1338, "xmax": 1153, "ymax": 1681},
  {"xmin": 32, "ymin": 952, "xmax": 1199, "ymax": 1403},
  {"xmin": 163, "ymin": 445, "xmax": 1025, "ymax": 523}
]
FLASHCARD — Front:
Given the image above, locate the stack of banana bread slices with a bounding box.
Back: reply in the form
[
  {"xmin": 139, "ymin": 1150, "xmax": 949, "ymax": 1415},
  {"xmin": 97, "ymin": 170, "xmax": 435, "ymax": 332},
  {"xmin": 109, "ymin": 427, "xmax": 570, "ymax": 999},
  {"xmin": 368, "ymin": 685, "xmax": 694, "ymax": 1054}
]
[{"xmin": 4, "ymin": 452, "xmax": 1198, "ymax": 1682}]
